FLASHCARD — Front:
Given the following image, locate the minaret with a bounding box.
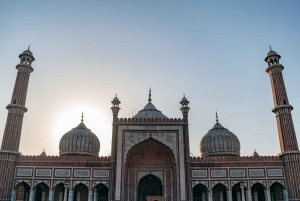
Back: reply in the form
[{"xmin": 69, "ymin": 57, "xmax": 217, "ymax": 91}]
[
  {"xmin": 0, "ymin": 48, "xmax": 34, "ymax": 200},
  {"xmin": 110, "ymin": 94, "xmax": 121, "ymax": 201},
  {"xmin": 180, "ymin": 95, "xmax": 191, "ymax": 201},
  {"xmin": 265, "ymin": 47, "xmax": 300, "ymax": 199}
]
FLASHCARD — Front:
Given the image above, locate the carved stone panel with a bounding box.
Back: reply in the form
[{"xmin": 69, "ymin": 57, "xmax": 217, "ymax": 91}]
[
  {"xmin": 267, "ymin": 169, "xmax": 283, "ymax": 177},
  {"xmin": 36, "ymin": 169, "xmax": 51, "ymax": 177},
  {"xmin": 74, "ymin": 169, "xmax": 90, "ymax": 178},
  {"xmin": 249, "ymin": 169, "xmax": 264, "ymax": 177},
  {"xmin": 17, "ymin": 168, "xmax": 33, "ymax": 177},
  {"xmin": 230, "ymin": 169, "xmax": 246, "ymax": 177},
  {"xmin": 54, "ymin": 169, "xmax": 70, "ymax": 177},
  {"xmin": 192, "ymin": 170, "xmax": 208, "ymax": 178},
  {"xmin": 211, "ymin": 170, "xmax": 227, "ymax": 178},
  {"xmin": 94, "ymin": 170, "xmax": 109, "ymax": 177}
]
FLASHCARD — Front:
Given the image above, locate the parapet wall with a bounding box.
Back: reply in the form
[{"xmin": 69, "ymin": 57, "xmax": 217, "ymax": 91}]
[
  {"xmin": 18, "ymin": 155, "xmax": 111, "ymax": 162},
  {"xmin": 190, "ymin": 155, "xmax": 281, "ymax": 162},
  {"xmin": 117, "ymin": 118, "xmax": 184, "ymax": 124}
]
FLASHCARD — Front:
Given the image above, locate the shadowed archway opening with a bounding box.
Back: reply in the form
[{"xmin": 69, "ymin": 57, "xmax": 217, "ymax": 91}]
[
  {"xmin": 74, "ymin": 184, "xmax": 88, "ymax": 201},
  {"xmin": 34, "ymin": 183, "xmax": 49, "ymax": 201},
  {"xmin": 213, "ymin": 184, "xmax": 227, "ymax": 201},
  {"xmin": 192, "ymin": 183, "xmax": 208, "ymax": 201},
  {"xmin": 93, "ymin": 183, "xmax": 109, "ymax": 201},
  {"xmin": 138, "ymin": 174, "xmax": 162, "ymax": 201},
  {"xmin": 16, "ymin": 182, "xmax": 30, "ymax": 201},
  {"xmin": 251, "ymin": 183, "xmax": 265, "ymax": 201},
  {"xmin": 232, "ymin": 183, "xmax": 247, "ymax": 201},
  {"xmin": 54, "ymin": 183, "xmax": 66, "ymax": 201},
  {"xmin": 270, "ymin": 183, "xmax": 284, "ymax": 201}
]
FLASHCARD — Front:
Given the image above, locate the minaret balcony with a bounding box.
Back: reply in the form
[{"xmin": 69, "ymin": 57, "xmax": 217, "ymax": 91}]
[
  {"xmin": 272, "ymin": 104, "xmax": 293, "ymax": 115},
  {"xmin": 16, "ymin": 63, "xmax": 34, "ymax": 73},
  {"xmin": 6, "ymin": 104, "xmax": 28, "ymax": 114},
  {"xmin": 265, "ymin": 64, "xmax": 284, "ymax": 73}
]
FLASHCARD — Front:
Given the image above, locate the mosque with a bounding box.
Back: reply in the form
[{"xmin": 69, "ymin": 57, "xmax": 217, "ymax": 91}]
[{"xmin": 0, "ymin": 48, "xmax": 299, "ymax": 201}]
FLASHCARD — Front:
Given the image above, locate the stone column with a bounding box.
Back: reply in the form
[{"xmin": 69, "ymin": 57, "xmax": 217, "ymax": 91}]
[
  {"xmin": 88, "ymin": 191, "xmax": 93, "ymax": 201},
  {"xmin": 283, "ymin": 190, "xmax": 289, "ymax": 201},
  {"xmin": 202, "ymin": 192, "xmax": 207, "ymax": 201},
  {"xmin": 29, "ymin": 190, "xmax": 36, "ymax": 201},
  {"xmin": 220, "ymin": 192, "xmax": 224, "ymax": 201},
  {"xmin": 227, "ymin": 191, "xmax": 232, "ymax": 201},
  {"xmin": 245, "ymin": 190, "xmax": 252, "ymax": 201},
  {"xmin": 237, "ymin": 192, "xmax": 241, "ymax": 201},
  {"xmin": 68, "ymin": 190, "xmax": 74, "ymax": 201},
  {"xmin": 93, "ymin": 190, "xmax": 98, "ymax": 201},
  {"xmin": 42, "ymin": 191, "xmax": 46, "ymax": 201},
  {"xmin": 63, "ymin": 187, "xmax": 68, "ymax": 201},
  {"xmin": 264, "ymin": 190, "xmax": 271, "ymax": 201},
  {"xmin": 208, "ymin": 190, "xmax": 212, "ymax": 201},
  {"xmin": 77, "ymin": 192, "xmax": 81, "ymax": 201},
  {"xmin": 59, "ymin": 192, "xmax": 63, "ymax": 201},
  {"xmin": 241, "ymin": 186, "xmax": 245, "ymax": 201},
  {"xmin": 11, "ymin": 189, "xmax": 17, "ymax": 201},
  {"xmin": 48, "ymin": 190, "xmax": 54, "ymax": 201},
  {"xmin": 254, "ymin": 192, "xmax": 258, "ymax": 201}
]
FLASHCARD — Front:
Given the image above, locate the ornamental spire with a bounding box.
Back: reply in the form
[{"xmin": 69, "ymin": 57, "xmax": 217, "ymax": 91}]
[
  {"xmin": 148, "ymin": 88, "xmax": 152, "ymax": 102},
  {"xmin": 216, "ymin": 111, "xmax": 219, "ymax": 123},
  {"xmin": 269, "ymin": 45, "xmax": 272, "ymax": 51},
  {"xmin": 81, "ymin": 112, "xmax": 84, "ymax": 123}
]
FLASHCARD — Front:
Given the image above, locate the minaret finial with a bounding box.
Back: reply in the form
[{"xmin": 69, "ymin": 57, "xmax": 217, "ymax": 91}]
[
  {"xmin": 148, "ymin": 88, "xmax": 152, "ymax": 102},
  {"xmin": 28, "ymin": 45, "xmax": 30, "ymax": 50},
  {"xmin": 81, "ymin": 112, "xmax": 84, "ymax": 123},
  {"xmin": 269, "ymin": 45, "xmax": 272, "ymax": 51},
  {"xmin": 116, "ymin": 93, "xmax": 117, "ymax": 97},
  {"xmin": 216, "ymin": 111, "xmax": 219, "ymax": 123}
]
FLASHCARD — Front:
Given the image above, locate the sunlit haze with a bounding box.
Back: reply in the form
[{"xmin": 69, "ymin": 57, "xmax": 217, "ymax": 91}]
[{"xmin": 0, "ymin": 1, "xmax": 300, "ymax": 157}]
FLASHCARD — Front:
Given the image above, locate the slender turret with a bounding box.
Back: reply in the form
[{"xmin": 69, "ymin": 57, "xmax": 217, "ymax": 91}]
[
  {"xmin": 110, "ymin": 94, "xmax": 121, "ymax": 201},
  {"xmin": 0, "ymin": 48, "xmax": 34, "ymax": 200},
  {"xmin": 180, "ymin": 95, "xmax": 191, "ymax": 201},
  {"xmin": 265, "ymin": 47, "xmax": 300, "ymax": 199}
]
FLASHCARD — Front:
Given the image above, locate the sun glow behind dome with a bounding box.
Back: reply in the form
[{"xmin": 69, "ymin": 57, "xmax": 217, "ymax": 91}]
[{"xmin": 53, "ymin": 103, "xmax": 112, "ymax": 156}]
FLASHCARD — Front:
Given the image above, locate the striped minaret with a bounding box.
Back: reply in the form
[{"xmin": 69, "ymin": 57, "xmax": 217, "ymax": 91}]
[
  {"xmin": 265, "ymin": 47, "xmax": 300, "ymax": 199},
  {"xmin": 0, "ymin": 48, "xmax": 34, "ymax": 201}
]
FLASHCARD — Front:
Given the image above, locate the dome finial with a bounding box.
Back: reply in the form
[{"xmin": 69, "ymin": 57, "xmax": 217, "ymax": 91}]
[
  {"xmin": 148, "ymin": 88, "xmax": 152, "ymax": 102},
  {"xmin": 81, "ymin": 112, "xmax": 84, "ymax": 123},
  {"xmin": 269, "ymin": 45, "xmax": 272, "ymax": 51},
  {"xmin": 216, "ymin": 111, "xmax": 219, "ymax": 123},
  {"xmin": 28, "ymin": 45, "xmax": 30, "ymax": 50}
]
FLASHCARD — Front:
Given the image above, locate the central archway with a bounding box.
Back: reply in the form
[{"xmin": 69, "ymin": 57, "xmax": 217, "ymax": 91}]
[
  {"xmin": 138, "ymin": 174, "xmax": 162, "ymax": 201},
  {"xmin": 125, "ymin": 137, "xmax": 176, "ymax": 201}
]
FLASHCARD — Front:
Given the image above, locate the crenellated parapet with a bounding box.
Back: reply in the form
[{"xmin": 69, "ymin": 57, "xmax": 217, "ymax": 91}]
[
  {"xmin": 117, "ymin": 117, "xmax": 183, "ymax": 124},
  {"xmin": 18, "ymin": 155, "xmax": 111, "ymax": 162},
  {"xmin": 190, "ymin": 155, "xmax": 281, "ymax": 162}
]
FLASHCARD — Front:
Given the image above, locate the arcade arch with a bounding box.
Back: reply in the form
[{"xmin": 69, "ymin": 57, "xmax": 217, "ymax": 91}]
[
  {"xmin": 192, "ymin": 183, "xmax": 208, "ymax": 201},
  {"xmin": 15, "ymin": 182, "xmax": 30, "ymax": 201}
]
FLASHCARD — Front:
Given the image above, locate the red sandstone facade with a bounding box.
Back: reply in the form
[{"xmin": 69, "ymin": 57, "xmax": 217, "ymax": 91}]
[{"xmin": 0, "ymin": 48, "xmax": 298, "ymax": 201}]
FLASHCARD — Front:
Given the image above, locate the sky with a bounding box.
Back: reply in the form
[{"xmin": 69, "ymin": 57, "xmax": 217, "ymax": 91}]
[{"xmin": 0, "ymin": 1, "xmax": 300, "ymax": 157}]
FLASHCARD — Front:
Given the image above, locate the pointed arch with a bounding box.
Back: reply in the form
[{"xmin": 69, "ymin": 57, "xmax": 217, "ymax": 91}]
[
  {"xmin": 126, "ymin": 137, "xmax": 175, "ymax": 167},
  {"xmin": 193, "ymin": 183, "xmax": 208, "ymax": 201},
  {"xmin": 15, "ymin": 182, "xmax": 30, "ymax": 201},
  {"xmin": 270, "ymin": 182, "xmax": 285, "ymax": 201},
  {"xmin": 212, "ymin": 184, "xmax": 227, "ymax": 201}
]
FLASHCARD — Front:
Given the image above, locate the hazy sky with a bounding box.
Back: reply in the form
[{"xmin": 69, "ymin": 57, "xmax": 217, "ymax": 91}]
[{"xmin": 0, "ymin": 1, "xmax": 300, "ymax": 157}]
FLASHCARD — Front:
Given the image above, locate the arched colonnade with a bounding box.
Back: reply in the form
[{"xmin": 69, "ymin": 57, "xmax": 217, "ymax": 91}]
[
  {"xmin": 192, "ymin": 182, "xmax": 288, "ymax": 201},
  {"xmin": 12, "ymin": 182, "xmax": 109, "ymax": 201}
]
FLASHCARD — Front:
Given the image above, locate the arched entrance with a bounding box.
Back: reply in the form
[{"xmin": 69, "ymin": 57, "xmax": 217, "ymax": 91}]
[
  {"xmin": 16, "ymin": 182, "xmax": 30, "ymax": 201},
  {"xmin": 138, "ymin": 174, "xmax": 162, "ymax": 201},
  {"xmin": 54, "ymin": 183, "xmax": 65, "ymax": 201},
  {"xmin": 251, "ymin": 183, "xmax": 265, "ymax": 201},
  {"xmin": 232, "ymin": 183, "xmax": 246, "ymax": 201},
  {"xmin": 73, "ymin": 184, "xmax": 88, "ymax": 201},
  {"xmin": 192, "ymin": 183, "xmax": 208, "ymax": 201},
  {"xmin": 212, "ymin": 184, "xmax": 227, "ymax": 201},
  {"xmin": 34, "ymin": 183, "xmax": 49, "ymax": 201},
  {"xmin": 270, "ymin": 183, "xmax": 284, "ymax": 201},
  {"xmin": 125, "ymin": 137, "xmax": 175, "ymax": 201},
  {"xmin": 93, "ymin": 184, "xmax": 109, "ymax": 201}
]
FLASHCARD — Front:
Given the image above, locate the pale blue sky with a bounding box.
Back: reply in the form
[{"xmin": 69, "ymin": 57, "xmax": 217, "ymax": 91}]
[{"xmin": 0, "ymin": 1, "xmax": 300, "ymax": 156}]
